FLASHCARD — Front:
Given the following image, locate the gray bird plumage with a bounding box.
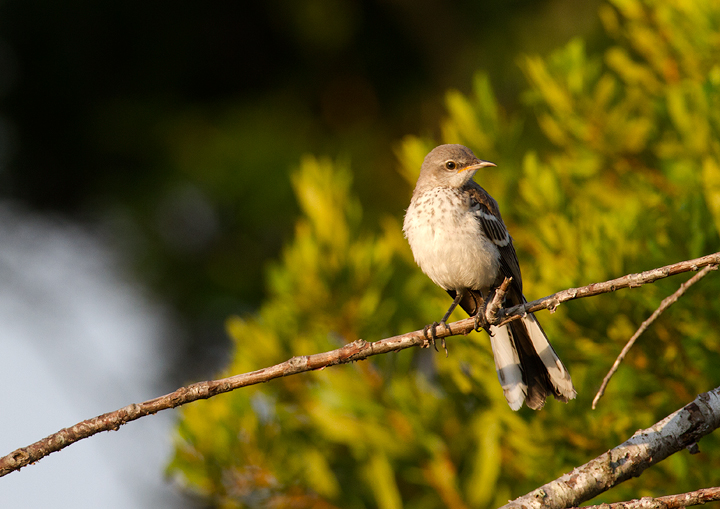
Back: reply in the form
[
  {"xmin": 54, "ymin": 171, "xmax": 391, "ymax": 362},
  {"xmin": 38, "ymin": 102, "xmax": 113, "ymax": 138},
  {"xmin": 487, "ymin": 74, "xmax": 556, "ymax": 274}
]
[{"xmin": 403, "ymin": 144, "xmax": 575, "ymax": 410}]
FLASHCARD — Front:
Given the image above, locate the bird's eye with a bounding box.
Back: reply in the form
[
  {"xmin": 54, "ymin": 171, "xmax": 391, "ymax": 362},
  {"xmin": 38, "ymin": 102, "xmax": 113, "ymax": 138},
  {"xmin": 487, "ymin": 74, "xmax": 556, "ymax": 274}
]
[{"xmin": 445, "ymin": 161, "xmax": 456, "ymax": 170}]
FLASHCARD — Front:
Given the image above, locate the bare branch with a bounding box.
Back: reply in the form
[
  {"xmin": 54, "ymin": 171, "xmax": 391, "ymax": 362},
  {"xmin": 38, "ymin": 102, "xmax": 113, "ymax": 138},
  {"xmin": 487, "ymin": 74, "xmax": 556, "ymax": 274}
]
[
  {"xmin": 576, "ymin": 486, "xmax": 720, "ymax": 509},
  {"xmin": 485, "ymin": 276, "xmax": 512, "ymax": 324},
  {"xmin": 593, "ymin": 265, "xmax": 718, "ymax": 409},
  {"xmin": 499, "ymin": 386, "xmax": 720, "ymax": 509},
  {"xmin": 0, "ymin": 252, "xmax": 718, "ymax": 477},
  {"xmin": 0, "ymin": 337, "xmax": 410, "ymax": 477},
  {"xmin": 498, "ymin": 252, "xmax": 720, "ymax": 326}
]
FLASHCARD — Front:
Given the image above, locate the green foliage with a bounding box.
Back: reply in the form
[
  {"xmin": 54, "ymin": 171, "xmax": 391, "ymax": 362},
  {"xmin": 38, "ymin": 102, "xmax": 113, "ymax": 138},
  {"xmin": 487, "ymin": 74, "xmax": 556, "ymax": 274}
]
[{"xmin": 169, "ymin": 0, "xmax": 720, "ymax": 506}]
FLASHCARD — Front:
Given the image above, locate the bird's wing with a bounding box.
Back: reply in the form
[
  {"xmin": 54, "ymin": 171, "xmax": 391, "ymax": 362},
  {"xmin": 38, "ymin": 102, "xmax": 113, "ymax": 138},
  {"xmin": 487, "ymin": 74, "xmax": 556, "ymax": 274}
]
[{"xmin": 465, "ymin": 181, "xmax": 523, "ymax": 297}]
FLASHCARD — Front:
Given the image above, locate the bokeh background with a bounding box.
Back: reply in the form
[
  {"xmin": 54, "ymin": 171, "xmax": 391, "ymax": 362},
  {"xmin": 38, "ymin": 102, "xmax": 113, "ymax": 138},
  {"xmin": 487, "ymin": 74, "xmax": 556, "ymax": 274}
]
[{"xmin": 1, "ymin": 0, "xmax": 719, "ymax": 507}]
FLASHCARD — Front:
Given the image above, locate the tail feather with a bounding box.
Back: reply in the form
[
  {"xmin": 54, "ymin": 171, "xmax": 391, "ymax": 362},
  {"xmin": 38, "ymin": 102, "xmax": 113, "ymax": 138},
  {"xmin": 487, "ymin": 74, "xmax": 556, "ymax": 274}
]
[
  {"xmin": 489, "ymin": 324, "xmax": 526, "ymax": 410},
  {"xmin": 456, "ymin": 288, "xmax": 575, "ymax": 410},
  {"xmin": 523, "ymin": 313, "xmax": 575, "ymax": 402},
  {"xmin": 489, "ymin": 313, "xmax": 575, "ymax": 411}
]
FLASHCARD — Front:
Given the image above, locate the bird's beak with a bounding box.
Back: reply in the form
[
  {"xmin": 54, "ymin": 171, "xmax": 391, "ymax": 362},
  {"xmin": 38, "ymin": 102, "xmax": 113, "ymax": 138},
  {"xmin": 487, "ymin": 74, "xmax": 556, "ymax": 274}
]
[{"xmin": 458, "ymin": 160, "xmax": 496, "ymax": 173}]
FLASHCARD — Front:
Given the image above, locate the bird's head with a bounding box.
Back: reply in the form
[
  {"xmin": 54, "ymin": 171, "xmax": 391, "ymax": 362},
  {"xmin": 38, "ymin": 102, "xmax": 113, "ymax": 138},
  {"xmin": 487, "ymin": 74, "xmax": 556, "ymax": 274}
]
[{"xmin": 416, "ymin": 144, "xmax": 496, "ymax": 192}]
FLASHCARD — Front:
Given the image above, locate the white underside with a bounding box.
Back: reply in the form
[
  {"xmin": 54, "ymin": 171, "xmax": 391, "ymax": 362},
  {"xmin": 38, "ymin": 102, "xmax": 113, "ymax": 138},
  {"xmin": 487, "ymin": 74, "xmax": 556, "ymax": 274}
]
[{"xmin": 403, "ymin": 187, "xmax": 500, "ymax": 292}]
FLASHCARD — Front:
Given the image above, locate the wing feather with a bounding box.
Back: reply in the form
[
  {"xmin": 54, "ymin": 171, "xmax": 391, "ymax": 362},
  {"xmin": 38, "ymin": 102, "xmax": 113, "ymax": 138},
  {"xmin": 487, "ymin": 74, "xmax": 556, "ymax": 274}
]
[{"xmin": 464, "ymin": 182, "xmax": 523, "ymax": 297}]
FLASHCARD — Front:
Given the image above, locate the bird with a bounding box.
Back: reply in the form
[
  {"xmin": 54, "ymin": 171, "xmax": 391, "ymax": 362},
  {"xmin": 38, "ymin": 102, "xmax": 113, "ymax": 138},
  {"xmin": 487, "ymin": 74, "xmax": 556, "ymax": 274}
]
[{"xmin": 402, "ymin": 144, "xmax": 575, "ymax": 410}]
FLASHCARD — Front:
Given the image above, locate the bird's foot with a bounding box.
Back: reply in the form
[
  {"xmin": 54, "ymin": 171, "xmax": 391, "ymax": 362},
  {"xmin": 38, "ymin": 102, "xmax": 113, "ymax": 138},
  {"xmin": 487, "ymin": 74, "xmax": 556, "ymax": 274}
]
[
  {"xmin": 422, "ymin": 321, "xmax": 449, "ymax": 356},
  {"xmin": 473, "ymin": 309, "xmax": 493, "ymax": 337},
  {"xmin": 422, "ymin": 322, "xmax": 438, "ymax": 350}
]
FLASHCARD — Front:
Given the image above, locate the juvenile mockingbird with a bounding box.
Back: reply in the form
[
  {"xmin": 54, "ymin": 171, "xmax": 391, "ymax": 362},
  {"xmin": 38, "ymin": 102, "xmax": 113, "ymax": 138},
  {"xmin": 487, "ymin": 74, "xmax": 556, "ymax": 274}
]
[{"xmin": 403, "ymin": 144, "xmax": 575, "ymax": 410}]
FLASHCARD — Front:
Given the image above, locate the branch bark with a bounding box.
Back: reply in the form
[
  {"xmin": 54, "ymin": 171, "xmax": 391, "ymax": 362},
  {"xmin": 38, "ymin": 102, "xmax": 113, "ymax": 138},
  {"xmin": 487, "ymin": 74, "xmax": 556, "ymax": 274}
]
[
  {"xmin": 499, "ymin": 386, "xmax": 720, "ymax": 509},
  {"xmin": 0, "ymin": 252, "xmax": 718, "ymax": 477},
  {"xmin": 577, "ymin": 486, "xmax": 720, "ymax": 509},
  {"xmin": 498, "ymin": 252, "xmax": 720, "ymax": 326}
]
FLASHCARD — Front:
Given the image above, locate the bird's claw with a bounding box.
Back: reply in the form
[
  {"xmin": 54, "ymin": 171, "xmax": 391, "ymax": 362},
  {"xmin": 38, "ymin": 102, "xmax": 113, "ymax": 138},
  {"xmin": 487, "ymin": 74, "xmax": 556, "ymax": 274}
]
[
  {"xmin": 423, "ymin": 321, "xmax": 450, "ymax": 356},
  {"xmin": 473, "ymin": 311, "xmax": 493, "ymax": 337},
  {"xmin": 423, "ymin": 322, "xmax": 439, "ymax": 351},
  {"xmin": 423, "ymin": 321, "xmax": 450, "ymax": 357}
]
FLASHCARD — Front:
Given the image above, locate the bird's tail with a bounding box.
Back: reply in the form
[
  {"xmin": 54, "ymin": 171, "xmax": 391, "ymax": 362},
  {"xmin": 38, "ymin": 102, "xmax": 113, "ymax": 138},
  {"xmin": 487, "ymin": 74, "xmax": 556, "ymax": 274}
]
[{"xmin": 490, "ymin": 312, "xmax": 575, "ymax": 410}]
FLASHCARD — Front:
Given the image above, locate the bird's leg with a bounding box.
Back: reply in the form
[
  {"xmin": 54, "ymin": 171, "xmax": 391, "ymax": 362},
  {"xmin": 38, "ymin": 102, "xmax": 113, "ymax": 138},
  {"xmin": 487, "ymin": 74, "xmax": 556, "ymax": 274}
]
[
  {"xmin": 473, "ymin": 290, "xmax": 494, "ymax": 336},
  {"xmin": 424, "ymin": 289, "xmax": 465, "ymax": 356}
]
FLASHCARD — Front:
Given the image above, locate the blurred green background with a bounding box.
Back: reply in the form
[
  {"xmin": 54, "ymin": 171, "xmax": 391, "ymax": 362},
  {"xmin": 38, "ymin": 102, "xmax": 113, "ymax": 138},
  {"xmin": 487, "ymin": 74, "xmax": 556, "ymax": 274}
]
[
  {"xmin": 0, "ymin": 0, "xmax": 602, "ymax": 380},
  {"xmin": 2, "ymin": 0, "xmax": 720, "ymax": 507}
]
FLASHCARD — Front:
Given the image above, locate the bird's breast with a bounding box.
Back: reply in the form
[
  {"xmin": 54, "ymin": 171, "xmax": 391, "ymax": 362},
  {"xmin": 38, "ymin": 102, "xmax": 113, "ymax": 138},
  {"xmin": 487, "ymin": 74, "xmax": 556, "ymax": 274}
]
[{"xmin": 403, "ymin": 188, "xmax": 500, "ymax": 292}]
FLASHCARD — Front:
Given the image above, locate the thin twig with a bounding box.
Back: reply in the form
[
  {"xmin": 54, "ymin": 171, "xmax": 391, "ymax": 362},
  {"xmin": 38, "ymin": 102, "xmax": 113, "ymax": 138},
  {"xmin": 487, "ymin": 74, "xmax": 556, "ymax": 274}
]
[
  {"xmin": 592, "ymin": 264, "xmax": 718, "ymax": 409},
  {"xmin": 499, "ymin": 386, "xmax": 720, "ymax": 509},
  {"xmin": 576, "ymin": 486, "xmax": 720, "ymax": 509},
  {"xmin": 485, "ymin": 276, "xmax": 512, "ymax": 323},
  {"xmin": 0, "ymin": 253, "xmax": 718, "ymax": 477}
]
